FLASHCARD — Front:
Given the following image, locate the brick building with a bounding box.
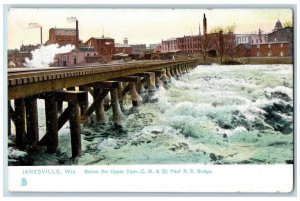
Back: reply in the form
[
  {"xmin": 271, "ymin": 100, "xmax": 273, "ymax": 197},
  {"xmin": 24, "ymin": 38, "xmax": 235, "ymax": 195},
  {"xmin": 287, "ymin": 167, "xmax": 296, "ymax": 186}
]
[
  {"xmin": 235, "ymin": 43, "xmax": 251, "ymax": 57},
  {"xmin": 8, "ymin": 51, "xmax": 31, "ymax": 67},
  {"xmin": 114, "ymin": 38, "xmax": 132, "ymax": 54},
  {"xmin": 161, "ymin": 38, "xmax": 179, "ymax": 53},
  {"xmin": 53, "ymin": 46, "xmax": 99, "ymax": 67},
  {"xmin": 46, "ymin": 28, "xmax": 80, "ymax": 47},
  {"xmin": 176, "ymin": 35, "xmax": 201, "ymax": 54},
  {"xmin": 130, "ymin": 44, "xmax": 147, "ymax": 54},
  {"xmin": 251, "ymin": 42, "xmax": 291, "ymax": 57},
  {"xmin": 8, "ymin": 44, "xmax": 41, "ymax": 67},
  {"xmin": 115, "ymin": 44, "xmax": 132, "ymax": 54},
  {"xmin": 84, "ymin": 36, "xmax": 115, "ymax": 56}
]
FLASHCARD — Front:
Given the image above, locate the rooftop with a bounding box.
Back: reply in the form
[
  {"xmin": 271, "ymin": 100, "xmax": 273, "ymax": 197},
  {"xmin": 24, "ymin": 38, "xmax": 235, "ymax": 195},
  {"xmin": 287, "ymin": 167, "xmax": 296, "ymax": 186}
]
[
  {"xmin": 51, "ymin": 28, "xmax": 76, "ymax": 31},
  {"xmin": 115, "ymin": 43, "xmax": 131, "ymax": 48},
  {"xmin": 93, "ymin": 36, "xmax": 114, "ymax": 40}
]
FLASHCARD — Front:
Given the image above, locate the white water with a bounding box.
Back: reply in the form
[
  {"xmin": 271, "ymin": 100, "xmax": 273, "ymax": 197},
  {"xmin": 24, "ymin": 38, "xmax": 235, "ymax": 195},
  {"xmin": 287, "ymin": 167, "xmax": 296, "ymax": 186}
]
[{"xmin": 8, "ymin": 64, "xmax": 293, "ymax": 165}]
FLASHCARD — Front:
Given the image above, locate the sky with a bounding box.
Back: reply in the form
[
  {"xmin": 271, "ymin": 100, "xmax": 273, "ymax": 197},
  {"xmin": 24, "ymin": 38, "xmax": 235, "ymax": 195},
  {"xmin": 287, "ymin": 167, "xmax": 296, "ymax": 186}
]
[{"xmin": 7, "ymin": 8, "xmax": 293, "ymax": 49}]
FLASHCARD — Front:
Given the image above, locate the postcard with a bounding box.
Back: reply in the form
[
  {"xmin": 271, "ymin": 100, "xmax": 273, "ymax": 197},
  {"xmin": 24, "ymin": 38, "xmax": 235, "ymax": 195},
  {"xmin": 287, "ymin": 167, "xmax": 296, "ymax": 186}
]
[{"xmin": 6, "ymin": 6, "xmax": 294, "ymax": 193}]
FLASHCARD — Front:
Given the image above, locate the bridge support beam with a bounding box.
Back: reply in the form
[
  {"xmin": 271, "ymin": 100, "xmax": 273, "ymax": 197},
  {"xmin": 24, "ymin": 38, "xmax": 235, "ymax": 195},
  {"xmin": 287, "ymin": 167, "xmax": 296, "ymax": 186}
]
[
  {"xmin": 110, "ymin": 88, "xmax": 122, "ymax": 125},
  {"xmin": 129, "ymin": 82, "xmax": 142, "ymax": 107},
  {"xmin": 45, "ymin": 96, "xmax": 58, "ymax": 153},
  {"xmin": 154, "ymin": 72, "xmax": 163, "ymax": 89},
  {"xmin": 117, "ymin": 82, "xmax": 125, "ymax": 112},
  {"xmin": 166, "ymin": 67, "xmax": 172, "ymax": 80},
  {"xmin": 69, "ymin": 100, "xmax": 81, "ymax": 158},
  {"xmin": 25, "ymin": 97, "xmax": 39, "ymax": 149},
  {"xmin": 180, "ymin": 65, "xmax": 186, "ymax": 74},
  {"xmin": 79, "ymin": 86, "xmax": 89, "ymax": 115},
  {"xmin": 170, "ymin": 67, "xmax": 177, "ymax": 79},
  {"xmin": 146, "ymin": 72, "xmax": 156, "ymax": 92},
  {"xmin": 57, "ymin": 101, "xmax": 63, "ymax": 114},
  {"xmin": 8, "ymin": 101, "xmax": 11, "ymax": 136},
  {"xmin": 175, "ymin": 66, "xmax": 181, "ymax": 77},
  {"xmin": 94, "ymin": 86, "xmax": 106, "ymax": 123},
  {"xmin": 177, "ymin": 65, "xmax": 182, "ymax": 76},
  {"xmin": 136, "ymin": 77, "xmax": 146, "ymax": 94},
  {"xmin": 14, "ymin": 98, "xmax": 26, "ymax": 149},
  {"xmin": 160, "ymin": 69, "xmax": 169, "ymax": 85}
]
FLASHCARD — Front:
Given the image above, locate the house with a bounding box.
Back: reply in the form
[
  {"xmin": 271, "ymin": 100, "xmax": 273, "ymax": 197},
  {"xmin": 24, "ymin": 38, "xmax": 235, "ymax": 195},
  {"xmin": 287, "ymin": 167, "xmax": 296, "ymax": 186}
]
[
  {"xmin": 84, "ymin": 36, "xmax": 115, "ymax": 56},
  {"xmin": 114, "ymin": 38, "xmax": 133, "ymax": 54},
  {"xmin": 53, "ymin": 46, "xmax": 99, "ymax": 67},
  {"xmin": 235, "ymin": 43, "xmax": 252, "ymax": 57}
]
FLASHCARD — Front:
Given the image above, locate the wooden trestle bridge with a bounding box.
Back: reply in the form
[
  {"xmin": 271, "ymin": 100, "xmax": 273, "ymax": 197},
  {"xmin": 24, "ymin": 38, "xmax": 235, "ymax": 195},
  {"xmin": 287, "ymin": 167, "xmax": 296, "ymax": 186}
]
[{"xmin": 8, "ymin": 59, "xmax": 198, "ymax": 158}]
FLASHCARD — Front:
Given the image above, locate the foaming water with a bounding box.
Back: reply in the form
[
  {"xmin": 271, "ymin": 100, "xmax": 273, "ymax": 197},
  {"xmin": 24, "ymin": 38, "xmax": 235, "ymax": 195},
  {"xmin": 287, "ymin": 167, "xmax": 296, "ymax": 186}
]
[{"xmin": 8, "ymin": 64, "xmax": 293, "ymax": 165}]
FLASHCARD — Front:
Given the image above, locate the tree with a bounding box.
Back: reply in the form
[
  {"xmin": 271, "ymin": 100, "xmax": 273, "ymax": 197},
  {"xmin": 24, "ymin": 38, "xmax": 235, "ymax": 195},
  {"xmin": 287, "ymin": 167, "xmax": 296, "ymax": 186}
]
[
  {"xmin": 209, "ymin": 24, "xmax": 236, "ymax": 63},
  {"xmin": 283, "ymin": 20, "xmax": 293, "ymax": 28},
  {"xmin": 210, "ymin": 26, "xmax": 224, "ymax": 63}
]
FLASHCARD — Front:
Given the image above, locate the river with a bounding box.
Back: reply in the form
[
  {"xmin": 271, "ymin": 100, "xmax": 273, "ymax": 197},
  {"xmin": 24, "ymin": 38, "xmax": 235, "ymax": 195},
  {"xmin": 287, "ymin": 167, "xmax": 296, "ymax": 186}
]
[{"xmin": 8, "ymin": 64, "xmax": 294, "ymax": 165}]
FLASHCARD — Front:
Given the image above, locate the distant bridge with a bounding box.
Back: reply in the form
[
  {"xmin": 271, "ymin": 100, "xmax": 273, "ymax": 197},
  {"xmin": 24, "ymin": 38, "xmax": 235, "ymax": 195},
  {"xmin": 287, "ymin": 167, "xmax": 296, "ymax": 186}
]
[{"xmin": 8, "ymin": 59, "xmax": 198, "ymax": 159}]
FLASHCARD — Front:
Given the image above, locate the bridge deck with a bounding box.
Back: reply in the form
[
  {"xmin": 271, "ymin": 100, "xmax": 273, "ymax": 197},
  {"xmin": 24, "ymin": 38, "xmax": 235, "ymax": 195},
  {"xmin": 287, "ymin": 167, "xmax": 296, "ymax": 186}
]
[{"xmin": 8, "ymin": 59, "xmax": 196, "ymax": 100}]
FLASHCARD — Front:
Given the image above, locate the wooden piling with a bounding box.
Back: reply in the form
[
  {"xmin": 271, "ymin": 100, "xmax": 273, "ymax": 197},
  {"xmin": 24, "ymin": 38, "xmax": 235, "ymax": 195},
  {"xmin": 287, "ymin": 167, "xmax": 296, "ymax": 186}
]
[
  {"xmin": 170, "ymin": 67, "xmax": 175, "ymax": 77},
  {"xmin": 135, "ymin": 77, "xmax": 146, "ymax": 94},
  {"xmin": 8, "ymin": 101, "xmax": 11, "ymax": 136},
  {"xmin": 146, "ymin": 72, "xmax": 156, "ymax": 92},
  {"xmin": 117, "ymin": 82, "xmax": 125, "ymax": 112},
  {"xmin": 14, "ymin": 98, "xmax": 26, "ymax": 149},
  {"xmin": 129, "ymin": 82, "xmax": 142, "ymax": 107},
  {"xmin": 69, "ymin": 101, "xmax": 81, "ymax": 158},
  {"xmin": 110, "ymin": 88, "xmax": 122, "ymax": 125},
  {"xmin": 154, "ymin": 72, "xmax": 163, "ymax": 89},
  {"xmin": 166, "ymin": 67, "xmax": 172, "ymax": 80},
  {"xmin": 79, "ymin": 86, "xmax": 88, "ymax": 115},
  {"xmin": 175, "ymin": 66, "xmax": 181, "ymax": 77},
  {"xmin": 94, "ymin": 86, "xmax": 106, "ymax": 123},
  {"xmin": 45, "ymin": 96, "xmax": 58, "ymax": 153},
  {"xmin": 25, "ymin": 97, "xmax": 39, "ymax": 149},
  {"xmin": 160, "ymin": 69, "xmax": 169, "ymax": 84},
  {"xmin": 57, "ymin": 101, "xmax": 63, "ymax": 113}
]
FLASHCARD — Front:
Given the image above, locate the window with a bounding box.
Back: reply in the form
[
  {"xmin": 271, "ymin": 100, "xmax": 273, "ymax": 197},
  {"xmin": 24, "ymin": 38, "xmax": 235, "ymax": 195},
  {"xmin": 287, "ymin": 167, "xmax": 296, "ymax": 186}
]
[
  {"xmin": 281, "ymin": 43, "xmax": 283, "ymax": 47},
  {"xmin": 257, "ymin": 51, "xmax": 260, "ymax": 57},
  {"xmin": 257, "ymin": 44, "xmax": 260, "ymax": 48},
  {"xmin": 280, "ymin": 51, "xmax": 284, "ymax": 57},
  {"xmin": 268, "ymin": 50, "xmax": 272, "ymax": 57},
  {"xmin": 268, "ymin": 44, "xmax": 271, "ymax": 48}
]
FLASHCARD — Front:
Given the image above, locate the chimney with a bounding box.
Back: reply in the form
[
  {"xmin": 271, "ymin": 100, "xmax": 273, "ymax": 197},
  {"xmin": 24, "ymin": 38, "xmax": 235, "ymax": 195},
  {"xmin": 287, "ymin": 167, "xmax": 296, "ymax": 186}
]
[
  {"xmin": 76, "ymin": 20, "xmax": 79, "ymax": 47},
  {"xmin": 123, "ymin": 37, "xmax": 128, "ymax": 45},
  {"xmin": 199, "ymin": 22, "xmax": 201, "ymax": 36},
  {"xmin": 203, "ymin": 14, "xmax": 207, "ymax": 35}
]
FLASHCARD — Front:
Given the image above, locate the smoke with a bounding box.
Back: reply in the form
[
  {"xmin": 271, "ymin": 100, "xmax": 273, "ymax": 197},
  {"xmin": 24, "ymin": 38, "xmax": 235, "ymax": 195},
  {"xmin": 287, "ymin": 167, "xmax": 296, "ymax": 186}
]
[
  {"xmin": 67, "ymin": 17, "xmax": 78, "ymax": 23},
  {"xmin": 28, "ymin": 23, "xmax": 41, "ymax": 28},
  {"xmin": 24, "ymin": 44, "xmax": 75, "ymax": 68}
]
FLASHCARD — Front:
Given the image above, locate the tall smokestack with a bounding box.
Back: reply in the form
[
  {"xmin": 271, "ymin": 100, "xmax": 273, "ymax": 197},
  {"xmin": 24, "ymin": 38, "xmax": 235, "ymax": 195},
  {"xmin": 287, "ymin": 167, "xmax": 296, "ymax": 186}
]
[
  {"xmin": 203, "ymin": 14, "xmax": 207, "ymax": 35},
  {"xmin": 40, "ymin": 27, "xmax": 43, "ymax": 45},
  {"xmin": 76, "ymin": 20, "xmax": 79, "ymax": 47}
]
